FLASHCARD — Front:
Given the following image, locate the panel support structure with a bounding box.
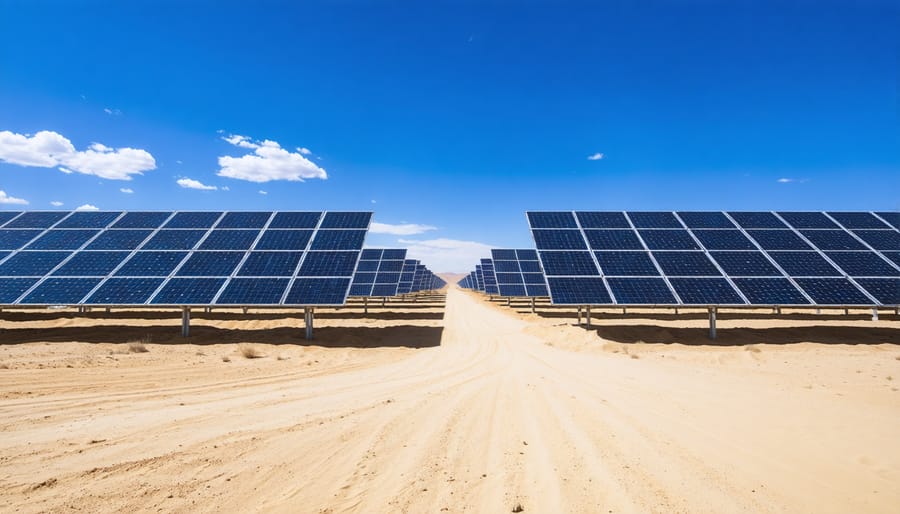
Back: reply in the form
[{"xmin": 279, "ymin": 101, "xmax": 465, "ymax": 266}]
[
  {"xmin": 531, "ymin": 297, "xmax": 536, "ymax": 313},
  {"xmin": 585, "ymin": 305, "xmax": 592, "ymax": 329},
  {"xmin": 363, "ymin": 297, "xmax": 368, "ymax": 314},
  {"xmin": 304, "ymin": 307, "xmax": 314, "ymax": 340},
  {"xmin": 872, "ymin": 308, "xmax": 878, "ymax": 321},
  {"xmin": 708, "ymin": 307, "xmax": 717, "ymax": 340},
  {"xmin": 181, "ymin": 307, "xmax": 190, "ymax": 338}
]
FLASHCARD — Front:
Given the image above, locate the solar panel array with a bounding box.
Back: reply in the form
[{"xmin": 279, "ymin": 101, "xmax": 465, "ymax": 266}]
[
  {"xmin": 489, "ymin": 249, "xmax": 550, "ymax": 297},
  {"xmin": 526, "ymin": 211, "xmax": 900, "ymax": 306},
  {"xmin": 0, "ymin": 210, "xmax": 373, "ymax": 306},
  {"xmin": 394, "ymin": 259, "xmax": 444, "ymax": 294},
  {"xmin": 350, "ymin": 248, "xmax": 407, "ymax": 297}
]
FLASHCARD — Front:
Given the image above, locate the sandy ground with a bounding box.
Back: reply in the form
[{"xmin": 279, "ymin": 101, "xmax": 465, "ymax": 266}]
[{"xmin": 0, "ymin": 287, "xmax": 898, "ymax": 513}]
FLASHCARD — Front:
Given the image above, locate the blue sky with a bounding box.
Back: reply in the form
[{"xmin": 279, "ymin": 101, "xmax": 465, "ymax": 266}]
[{"xmin": 1, "ymin": 1, "xmax": 897, "ymax": 271}]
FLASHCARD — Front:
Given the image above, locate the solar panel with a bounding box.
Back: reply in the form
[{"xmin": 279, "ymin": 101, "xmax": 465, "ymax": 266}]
[
  {"xmin": 198, "ymin": 230, "xmax": 260, "ymax": 250},
  {"xmin": 728, "ymin": 212, "xmax": 787, "ymax": 229},
  {"xmin": 56, "ymin": 211, "xmax": 121, "ymax": 229},
  {"xmin": 489, "ymin": 248, "xmax": 548, "ymax": 297},
  {"xmin": 854, "ymin": 278, "xmax": 900, "ymax": 305},
  {"xmin": 828, "ymin": 212, "xmax": 890, "ymax": 229},
  {"xmin": 851, "ymin": 230, "xmax": 900, "ymax": 251},
  {"xmin": 709, "ymin": 251, "xmax": 782, "ymax": 276},
  {"xmin": 881, "ymin": 252, "xmax": 900, "ymax": 267},
  {"xmin": 115, "ymin": 252, "xmax": 188, "ymax": 277},
  {"xmin": 526, "ymin": 211, "xmax": 577, "ymax": 228},
  {"xmin": 691, "ymin": 230, "xmax": 756, "ymax": 250},
  {"xmin": 652, "ymin": 252, "xmax": 721, "ymax": 276},
  {"xmin": 0, "ymin": 277, "xmax": 39, "ymax": 302},
  {"xmin": 746, "ymin": 230, "xmax": 812, "ymax": 250},
  {"xmin": 778, "ymin": 212, "xmax": 839, "ymax": 229},
  {"xmin": 285, "ymin": 278, "xmax": 352, "ymax": 305},
  {"xmin": 112, "ymin": 212, "xmax": 171, "ymax": 229},
  {"xmin": 794, "ymin": 278, "xmax": 872, "ymax": 305},
  {"xmin": 768, "ymin": 252, "xmax": 840, "ymax": 276},
  {"xmin": 669, "ymin": 278, "xmax": 745, "ymax": 304},
  {"xmin": 539, "ymin": 251, "xmax": 599, "ymax": 276},
  {"xmin": 874, "ymin": 212, "xmax": 900, "ymax": 230},
  {"xmin": 309, "ymin": 230, "xmax": 367, "ymax": 250},
  {"xmin": 532, "ymin": 230, "xmax": 588, "ymax": 250},
  {"xmin": 237, "ymin": 252, "xmax": 303, "ymax": 276},
  {"xmin": 799, "ymin": 230, "xmax": 866, "ymax": 251},
  {"xmin": 627, "ymin": 212, "xmax": 681, "ymax": 228},
  {"xmin": 299, "ymin": 251, "xmax": 359, "ymax": 276},
  {"xmin": 0, "ymin": 251, "xmax": 70, "ymax": 276},
  {"xmin": 0, "ymin": 230, "xmax": 43, "ymax": 250},
  {"xmin": 594, "ymin": 251, "xmax": 659, "ymax": 276},
  {"xmin": 0, "ymin": 212, "xmax": 22, "ymax": 227},
  {"xmin": 349, "ymin": 248, "xmax": 408, "ymax": 297},
  {"xmin": 163, "ymin": 211, "xmax": 222, "ymax": 229},
  {"xmin": 20, "ymin": 277, "xmax": 101, "ymax": 304},
  {"xmin": 639, "ymin": 230, "xmax": 699, "ymax": 250},
  {"xmin": 575, "ymin": 211, "xmax": 630, "ymax": 228},
  {"xmin": 216, "ymin": 212, "xmax": 270, "ymax": 228},
  {"xmin": 86, "ymin": 230, "xmax": 152, "ymax": 250},
  {"xmin": 732, "ymin": 278, "xmax": 810, "ymax": 305},
  {"xmin": 583, "ymin": 230, "xmax": 643, "ymax": 250},
  {"xmin": 255, "ymin": 230, "xmax": 313, "ymax": 250},
  {"xmin": 142, "ymin": 230, "xmax": 207, "ymax": 250},
  {"xmin": 319, "ymin": 212, "xmax": 372, "ymax": 229},
  {"xmin": 84, "ymin": 277, "xmax": 164, "ymax": 304},
  {"xmin": 607, "ymin": 277, "xmax": 677, "ymax": 304},
  {"xmin": 25, "ymin": 229, "xmax": 99, "ymax": 250},
  {"xmin": 825, "ymin": 252, "xmax": 900, "ymax": 277},
  {"xmin": 176, "ymin": 252, "xmax": 244, "ymax": 276},
  {"xmin": 676, "ymin": 212, "xmax": 735, "ymax": 229},
  {"xmin": 268, "ymin": 212, "xmax": 321, "ymax": 229},
  {"xmin": 6, "ymin": 211, "xmax": 68, "ymax": 229},
  {"xmin": 216, "ymin": 278, "xmax": 290, "ymax": 305},
  {"xmin": 546, "ymin": 277, "xmax": 610, "ymax": 304},
  {"xmin": 52, "ymin": 251, "xmax": 129, "ymax": 276},
  {"xmin": 152, "ymin": 278, "xmax": 226, "ymax": 304}
]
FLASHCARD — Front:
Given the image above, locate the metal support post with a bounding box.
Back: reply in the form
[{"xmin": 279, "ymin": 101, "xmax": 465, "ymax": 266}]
[
  {"xmin": 708, "ymin": 307, "xmax": 717, "ymax": 340},
  {"xmin": 872, "ymin": 308, "xmax": 879, "ymax": 321},
  {"xmin": 363, "ymin": 297, "xmax": 368, "ymax": 314},
  {"xmin": 585, "ymin": 305, "xmax": 592, "ymax": 329},
  {"xmin": 382, "ymin": 297, "xmax": 386, "ymax": 308},
  {"xmin": 816, "ymin": 308, "xmax": 821, "ymax": 315},
  {"xmin": 776, "ymin": 306, "xmax": 781, "ymax": 315},
  {"xmin": 531, "ymin": 297, "xmax": 535, "ymax": 313},
  {"xmin": 181, "ymin": 307, "xmax": 190, "ymax": 337},
  {"xmin": 577, "ymin": 306, "xmax": 582, "ymax": 325},
  {"xmin": 507, "ymin": 298, "xmax": 511, "ymax": 307},
  {"xmin": 844, "ymin": 308, "xmax": 849, "ymax": 316},
  {"xmin": 622, "ymin": 307, "xmax": 627, "ymax": 315},
  {"xmin": 304, "ymin": 308, "xmax": 314, "ymax": 340}
]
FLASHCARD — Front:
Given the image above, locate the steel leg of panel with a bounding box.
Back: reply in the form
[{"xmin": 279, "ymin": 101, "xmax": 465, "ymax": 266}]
[
  {"xmin": 364, "ymin": 297, "xmax": 368, "ymax": 314},
  {"xmin": 872, "ymin": 308, "xmax": 879, "ymax": 321},
  {"xmin": 708, "ymin": 307, "xmax": 717, "ymax": 340},
  {"xmin": 181, "ymin": 307, "xmax": 190, "ymax": 338},
  {"xmin": 577, "ymin": 306, "xmax": 582, "ymax": 325},
  {"xmin": 531, "ymin": 298, "xmax": 535, "ymax": 313},
  {"xmin": 585, "ymin": 305, "xmax": 591, "ymax": 330},
  {"xmin": 305, "ymin": 308, "xmax": 314, "ymax": 340},
  {"xmin": 382, "ymin": 297, "xmax": 386, "ymax": 308}
]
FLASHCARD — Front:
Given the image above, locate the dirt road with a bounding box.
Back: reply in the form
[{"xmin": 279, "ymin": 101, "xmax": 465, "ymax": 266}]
[{"xmin": 1, "ymin": 288, "xmax": 898, "ymax": 513}]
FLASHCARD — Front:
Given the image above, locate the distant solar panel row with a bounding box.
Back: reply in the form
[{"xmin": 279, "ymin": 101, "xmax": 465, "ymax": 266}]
[
  {"xmin": 526, "ymin": 211, "xmax": 900, "ymax": 306},
  {"xmin": 489, "ymin": 249, "xmax": 549, "ymax": 297},
  {"xmin": 0, "ymin": 211, "xmax": 372, "ymax": 306},
  {"xmin": 350, "ymin": 248, "xmax": 408, "ymax": 297}
]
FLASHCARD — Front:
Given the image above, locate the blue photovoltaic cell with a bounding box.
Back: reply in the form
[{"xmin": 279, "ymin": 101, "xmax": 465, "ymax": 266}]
[
  {"xmin": 86, "ymin": 230, "xmax": 152, "ymax": 250},
  {"xmin": 639, "ymin": 230, "xmax": 699, "ymax": 250},
  {"xmin": 607, "ymin": 277, "xmax": 677, "ymax": 304},
  {"xmin": 525, "ymin": 284, "xmax": 549, "ymax": 297},
  {"xmin": 825, "ymin": 252, "xmax": 900, "ymax": 277},
  {"xmin": 353, "ymin": 272, "xmax": 377, "ymax": 284},
  {"xmin": 728, "ymin": 212, "xmax": 787, "ymax": 229},
  {"xmin": 652, "ymin": 252, "xmax": 721, "ymax": 276},
  {"xmin": 494, "ymin": 260, "xmax": 520, "ymax": 272},
  {"xmin": 523, "ymin": 273, "xmax": 546, "ymax": 284},
  {"xmin": 216, "ymin": 211, "xmax": 271, "ymax": 228},
  {"xmin": 268, "ymin": 212, "xmax": 321, "ymax": 229},
  {"xmin": 309, "ymin": 230, "xmax": 366, "ymax": 250},
  {"xmin": 692, "ymin": 230, "xmax": 756, "ymax": 250},
  {"xmin": 732, "ymin": 278, "xmax": 810, "ymax": 304},
  {"xmin": 0, "ymin": 251, "xmax": 70, "ymax": 276},
  {"xmin": 710, "ymin": 251, "xmax": 782, "ymax": 276},
  {"xmin": 20, "ymin": 277, "xmax": 101, "ymax": 304},
  {"xmin": 382, "ymin": 249, "xmax": 406, "ymax": 260},
  {"xmin": 142, "ymin": 230, "xmax": 207, "ymax": 250},
  {"xmin": 851, "ymin": 230, "xmax": 900, "ymax": 251},
  {"xmin": 371, "ymin": 284, "xmax": 399, "ymax": 297},
  {"xmin": 492, "ymin": 249, "xmax": 518, "ymax": 260},
  {"xmin": 669, "ymin": 278, "xmax": 745, "ymax": 304},
  {"xmin": 539, "ymin": 251, "xmax": 599, "ymax": 276},
  {"xmin": 546, "ymin": 277, "xmax": 610, "ymax": 304},
  {"xmin": 0, "ymin": 251, "xmax": 7, "ymax": 261},
  {"xmin": 676, "ymin": 212, "xmax": 735, "ymax": 229},
  {"xmin": 627, "ymin": 212, "xmax": 681, "ymax": 228},
  {"xmin": 828, "ymin": 212, "xmax": 890, "ymax": 229},
  {"xmin": 0, "ymin": 212, "xmax": 21, "ymax": 227},
  {"xmin": 855, "ymin": 278, "xmax": 900, "ymax": 305},
  {"xmin": 162, "ymin": 211, "xmax": 222, "ymax": 228},
  {"xmin": 216, "ymin": 278, "xmax": 289, "ymax": 304},
  {"xmin": 84, "ymin": 278, "xmax": 164, "ymax": 304},
  {"xmin": 375, "ymin": 272, "xmax": 401, "ymax": 283},
  {"xmin": 319, "ymin": 212, "xmax": 371, "ymax": 229},
  {"xmin": 517, "ymin": 249, "xmax": 539, "ymax": 260},
  {"xmin": 584, "ymin": 230, "xmax": 643, "ymax": 250},
  {"xmin": 356, "ymin": 260, "xmax": 379, "ymax": 272},
  {"xmin": 778, "ymin": 212, "xmax": 839, "ymax": 229},
  {"xmin": 768, "ymin": 252, "xmax": 840, "ymax": 276},
  {"xmin": 0, "ymin": 230, "xmax": 42, "ymax": 250},
  {"xmin": 25, "ymin": 229, "xmax": 99, "ymax": 250},
  {"xmin": 519, "ymin": 260, "xmax": 543, "ymax": 273},
  {"xmin": 594, "ymin": 251, "xmax": 659, "ymax": 276},
  {"xmin": 747, "ymin": 230, "xmax": 812, "ymax": 250},
  {"xmin": 495, "ymin": 272, "xmax": 523, "ymax": 284},
  {"xmin": 52, "ymin": 251, "xmax": 129, "ymax": 276},
  {"xmin": 360, "ymin": 249, "xmax": 383, "ymax": 260},
  {"xmin": 0, "ymin": 278, "xmax": 39, "ymax": 302},
  {"xmin": 238, "ymin": 252, "xmax": 302, "ymax": 276},
  {"xmin": 880, "ymin": 252, "xmax": 900, "ymax": 267},
  {"xmin": 350, "ymin": 284, "xmax": 372, "ymax": 296},
  {"xmin": 499, "ymin": 284, "xmax": 527, "ymax": 297},
  {"xmin": 874, "ymin": 212, "xmax": 900, "ymax": 230},
  {"xmin": 5, "ymin": 211, "xmax": 68, "ymax": 229},
  {"xmin": 176, "ymin": 252, "xmax": 244, "ymax": 276},
  {"xmin": 533, "ymin": 230, "xmax": 588, "ymax": 250},
  {"xmin": 255, "ymin": 230, "xmax": 313, "ymax": 250},
  {"xmin": 56, "ymin": 211, "xmax": 121, "ymax": 228},
  {"xmin": 378, "ymin": 260, "xmax": 404, "ymax": 272},
  {"xmin": 115, "ymin": 252, "xmax": 188, "ymax": 276},
  {"xmin": 151, "ymin": 278, "xmax": 226, "ymax": 304},
  {"xmin": 298, "ymin": 251, "xmax": 359, "ymax": 276},
  {"xmin": 527, "ymin": 211, "xmax": 577, "ymax": 228},
  {"xmin": 795, "ymin": 278, "xmax": 872, "ymax": 305},
  {"xmin": 575, "ymin": 212, "xmax": 630, "ymax": 228},
  {"xmin": 199, "ymin": 230, "xmax": 260, "ymax": 250},
  {"xmin": 285, "ymin": 277, "xmax": 351, "ymax": 304},
  {"xmin": 112, "ymin": 212, "xmax": 171, "ymax": 229},
  {"xmin": 799, "ymin": 230, "xmax": 866, "ymax": 251}
]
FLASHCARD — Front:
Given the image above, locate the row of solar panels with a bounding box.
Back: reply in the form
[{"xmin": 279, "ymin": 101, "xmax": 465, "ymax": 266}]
[
  {"xmin": 348, "ymin": 249, "xmax": 446, "ymax": 297},
  {"xmin": 459, "ymin": 250, "xmax": 549, "ymax": 298}
]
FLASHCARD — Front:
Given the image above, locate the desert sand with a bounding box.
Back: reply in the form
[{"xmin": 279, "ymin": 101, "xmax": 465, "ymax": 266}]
[{"xmin": 0, "ymin": 286, "xmax": 898, "ymax": 513}]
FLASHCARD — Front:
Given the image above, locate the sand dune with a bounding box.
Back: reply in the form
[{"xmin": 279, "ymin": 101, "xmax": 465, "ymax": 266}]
[{"xmin": 1, "ymin": 288, "xmax": 898, "ymax": 513}]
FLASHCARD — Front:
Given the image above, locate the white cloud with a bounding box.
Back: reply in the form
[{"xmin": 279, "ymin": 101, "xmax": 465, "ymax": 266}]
[
  {"xmin": 120, "ymin": 187, "xmax": 134, "ymax": 194},
  {"xmin": 104, "ymin": 107, "xmax": 122, "ymax": 116},
  {"xmin": 0, "ymin": 130, "xmax": 156, "ymax": 180},
  {"xmin": 75, "ymin": 204, "xmax": 99, "ymax": 211},
  {"xmin": 371, "ymin": 199, "xmax": 377, "ymax": 204},
  {"xmin": 587, "ymin": 152, "xmax": 604, "ymax": 161},
  {"xmin": 0, "ymin": 190, "xmax": 28, "ymax": 205},
  {"xmin": 258, "ymin": 190, "xmax": 267, "ymax": 195},
  {"xmin": 50, "ymin": 200, "xmax": 63, "ymax": 207},
  {"xmin": 397, "ymin": 238, "xmax": 493, "ymax": 272},
  {"xmin": 221, "ymin": 186, "xmax": 230, "ymax": 191},
  {"xmin": 298, "ymin": 147, "xmax": 311, "ymax": 155},
  {"xmin": 177, "ymin": 177, "xmax": 217, "ymax": 191},
  {"xmin": 218, "ymin": 134, "xmax": 327, "ymax": 183},
  {"xmin": 370, "ymin": 222, "xmax": 437, "ymax": 236},
  {"xmin": 777, "ymin": 178, "xmax": 809, "ymax": 184}
]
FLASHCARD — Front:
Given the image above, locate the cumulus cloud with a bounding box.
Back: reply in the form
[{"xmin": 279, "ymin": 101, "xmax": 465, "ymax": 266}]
[
  {"xmin": 0, "ymin": 130, "xmax": 156, "ymax": 180},
  {"xmin": 258, "ymin": 190, "xmax": 267, "ymax": 195},
  {"xmin": 50, "ymin": 200, "xmax": 63, "ymax": 207},
  {"xmin": 0, "ymin": 190, "xmax": 28, "ymax": 205},
  {"xmin": 218, "ymin": 134, "xmax": 327, "ymax": 183},
  {"xmin": 370, "ymin": 222, "xmax": 437, "ymax": 236},
  {"xmin": 777, "ymin": 178, "xmax": 808, "ymax": 184},
  {"xmin": 397, "ymin": 238, "xmax": 493, "ymax": 272},
  {"xmin": 587, "ymin": 152, "xmax": 604, "ymax": 161},
  {"xmin": 104, "ymin": 108, "xmax": 122, "ymax": 116},
  {"xmin": 298, "ymin": 147, "xmax": 311, "ymax": 155},
  {"xmin": 120, "ymin": 187, "xmax": 134, "ymax": 194},
  {"xmin": 75, "ymin": 204, "xmax": 99, "ymax": 211},
  {"xmin": 177, "ymin": 178, "xmax": 217, "ymax": 191}
]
